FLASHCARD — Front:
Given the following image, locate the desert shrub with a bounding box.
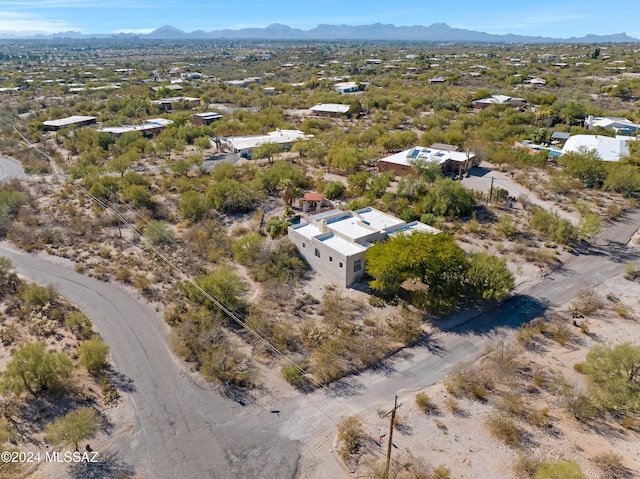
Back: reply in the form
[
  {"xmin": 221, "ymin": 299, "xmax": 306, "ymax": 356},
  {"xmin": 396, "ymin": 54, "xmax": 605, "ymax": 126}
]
[
  {"xmin": 528, "ymin": 407, "xmax": 551, "ymax": 428},
  {"xmin": 485, "ymin": 412, "xmax": 525, "ymax": 448},
  {"xmin": 22, "ymin": 283, "xmax": 56, "ymax": 306},
  {"xmin": 584, "ymin": 342, "xmax": 640, "ymax": 412},
  {"xmin": 542, "ymin": 317, "xmax": 573, "ymax": 346},
  {"xmin": 534, "ymin": 460, "xmax": 586, "ymax": 479},
  {"xmin": 282, "ymin": 363, "xmax": 306, "ymax": 387},
  {"xmin": 142, "ymin": 220, "xmax": 174, "ymax": 245},
  {"xmin": 114, "ymin": 267, "xmax": 132, "ymax": 283},
  {"xmin": 497, "ymin": 392, "xmax": 526, "ymax": 417},
  {"xmin": 594, "ymin": 453, "xmax": 628, "ymax": 479},
  {"xmin": 415, "ymin": 392, "xmax": 432, "ymax": 413},
  {"xmin": 514, "ymin": 454, "xmax": 542, "ymax": 479},
  {"xmin": 64, "ymin": 312, "xmax": 93, "ymax": 339},
  {"xmin": 570, "ymin": 288, "xmax": 603, "ymax": 316},
  {"xmin": 337, "ymin": 416, "xmax": 365, "ymax": 460},
  {"xmin": 443, "ymin": 397, "xmax": 459, "ymax": 414},
  {"xmin": 79, "ymin": 337, "xmax": 110, "ymax": 374},
  {"xmin": 445, "ymin": 364, "xmax": 493, "ymax": 400},
  {"xmin": 566, "ymin": 394, "xmax": 599, "ymax": 422}
]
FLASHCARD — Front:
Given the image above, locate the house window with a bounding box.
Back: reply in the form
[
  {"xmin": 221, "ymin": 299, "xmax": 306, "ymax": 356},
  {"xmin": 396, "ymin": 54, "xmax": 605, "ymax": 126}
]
[
  {"xmin": 315, "ymin": 248, "xmax": 320, "ymax": 258},
  {"xmin": 354, "ymin": 259, "xmax": 362, "ymax": 272},
  {"xmin": 302, "ymin": 242, "xmax": 305, "ymax": 248},
  {"xmin": 329, "ymin": 256, "xmax": 333, "ymax": 262},
  {"xmin": 339, "ymin": 262, "xmax": 343, "ymax": 268}
]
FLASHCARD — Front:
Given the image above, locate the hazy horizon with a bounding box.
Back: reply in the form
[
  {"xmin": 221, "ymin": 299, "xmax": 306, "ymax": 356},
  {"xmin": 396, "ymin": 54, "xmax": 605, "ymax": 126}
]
[{"xmin": 0, "ymin": 1, "xmax": 637, "ymax": 39}]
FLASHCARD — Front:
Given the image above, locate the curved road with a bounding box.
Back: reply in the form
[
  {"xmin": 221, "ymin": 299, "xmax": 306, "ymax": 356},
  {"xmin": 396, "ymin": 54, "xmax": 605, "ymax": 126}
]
[
  {"xmin": 0, "ymin": 155, "xmax": 26, "ymax": 183},
  {"xmin": 1, "ymin": 156, "xmax": 300, "ymax": 479}
]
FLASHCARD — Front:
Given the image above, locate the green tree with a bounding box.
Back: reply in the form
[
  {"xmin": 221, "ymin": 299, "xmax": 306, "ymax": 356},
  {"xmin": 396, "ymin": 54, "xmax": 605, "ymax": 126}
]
[
  {"xmin": 106, "ymin": 152, "xmax": 133, "ymax": 177},
  {"xmin": 122, "ymin": 184, "xmax": 153, "ymax": 208},
  {"xmin": 231, "ymin": 233, "xmax": 263, "ymax": 266},
  {"xmin": 252, "ymin": 142, "xmax": 282, "ymax": 163},
  {"xmin": 366, "ymin": 232, "xmax": 467, "ymax": 309},
  {"xmin": 143, "ymin": 220, "xmax": 174, "ymax": 245},
  {"xmin": 0, "ymin": 342, "xmax": 73, "ymax": 396},
  {"xmin": 465, "ymin": 252, "xmax": 514, "ymax": 301},
  {"xmin": 323, "ymin": 180, "xmax": 346, "ymax": 199},
  {"xmin": 178, "ymin": 190, "xmax": 208, "ymax": 221},
  {"xmin": 347, "ymin": 171, "xmax": 370, "ymax": 195},
  {"xmin": 44, "ymin": 407, "xmax": 99, "ymax": 451},
  {"xmin": 79, "ymin": 337, "xmax": 110, "ymax": 375},
  {"xmin": 182, "ymin": 268, "xmax": 247, "ymax": 319},
  {"xmin": 585, "ymin": 342, "xmax": 640, "ymax": 412},
  {"xmin": 495, "ymin": 215, "xmax": 517, "ymax": 239},
  {"xmin": 561, "ymin": 148, "xmax": 607, "ymax": 188},
  {"xmin": 604, "ymin": 163, "xmax": 640, "ymax": 196},
  {"xmin": 420, "ymin": 177, "xmax": 474, "ymax": 218}
]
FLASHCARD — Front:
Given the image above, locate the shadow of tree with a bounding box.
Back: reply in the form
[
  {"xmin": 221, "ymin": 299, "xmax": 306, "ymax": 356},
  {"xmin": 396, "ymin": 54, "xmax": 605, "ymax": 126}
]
[{"xmin": 67, "ymin": 451, "xmax": 135, "ymax": 479}]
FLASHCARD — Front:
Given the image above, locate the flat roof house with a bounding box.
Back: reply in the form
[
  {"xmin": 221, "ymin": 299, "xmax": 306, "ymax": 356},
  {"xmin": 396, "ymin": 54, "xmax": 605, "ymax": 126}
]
[
  {"xmin": 221, "ymin": 129, "xmax": 310, "ymax": 159},
  {"xmin": 43, "ymin": 115, "xmax": 98, "ymax": 131},
  {"xmin": 561, "ymin": 134, "xmax": 634, "ymax": 162},
  {"xmin": 288, "ymin": 207, "xmax": 439, "ymax": 286},
  {"xmin": 192, "ymin": 112, "xmax": 223, "ymax": 126},
  {"xmin": 584, "ymin": 115, "xmax": 639, "ymax": 136},
  {"xmin": 472, "ymin": 95, "xmax": 526, "ymax": 109},
  {"xmin": 97, "ymin": 118, "xmax": 174, "ymax": 137},
  {"xmin": 309, "ymin": 103, "xmax": 351, "ymax": 117},
  {"xmin": 150, "ymin": 96, "xmax": 201, "ymax": 111},
  {"xmin": 378, "ymin": 146, "xmax": 478, "ymax": 177}
]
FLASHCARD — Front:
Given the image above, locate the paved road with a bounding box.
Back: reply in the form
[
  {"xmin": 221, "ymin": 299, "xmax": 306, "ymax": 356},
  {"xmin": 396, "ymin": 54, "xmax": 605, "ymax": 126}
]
[{"xmin": 0, "ymin": 155, "xmax": 26, "ymax": 182}]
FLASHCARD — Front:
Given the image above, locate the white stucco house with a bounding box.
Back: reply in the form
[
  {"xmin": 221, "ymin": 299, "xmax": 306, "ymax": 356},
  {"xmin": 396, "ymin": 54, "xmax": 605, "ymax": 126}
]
[
  {"xmin": 220, "ymin": 129, "xmax": 311, "ymax": 159},
  {"xmin": 584, "ymin": 115, "xmax": 639, "ymax": 136},
  {"xmin": 288, "ymin": 208, "xmax": 439, "ymax": 287},
  {"xmin": 561, "ymin": 134, "xmax": 634, "ymax": 162}
]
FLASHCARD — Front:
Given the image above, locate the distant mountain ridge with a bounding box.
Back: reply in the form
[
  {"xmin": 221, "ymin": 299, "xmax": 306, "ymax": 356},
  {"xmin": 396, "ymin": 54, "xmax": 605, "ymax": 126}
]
[{"xmin": 0, "ymin": 23, "xmax": 638, "ymax": 43}]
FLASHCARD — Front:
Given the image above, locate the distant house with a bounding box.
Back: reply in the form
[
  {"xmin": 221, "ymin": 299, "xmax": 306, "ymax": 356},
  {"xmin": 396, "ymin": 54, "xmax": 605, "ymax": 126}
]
[
  {"xmin": 309, "ymin": 103, "xmax": 350, "ymax": 117},
  {"xmin": 429, "ymin": 77, "xmax": 446, "ymax": 85},
  {"xmin": 524, "ymin": 77, "xmax": 546, "ymax": 87},
  {"xmin": 584, "ymin": 115, "xmax": 639, "ymax": 136},
  {"xmin": 97, "ymin": 118, "xmax": 173, "ymax": 138},
  {"xmin": 561, "ymin": 135, "xmax": 634, "ymax": 162},
  {"xmin": 288, "ymin": 207, "xmax": 439, "ymax": 287},
  {"xmin": 472, "ymin": 95, "xmax": 526, "ymax": 109},
  {"xmin": 334, "ymin": 81, "xmax": 363, "ymax": 94},
  {"xmin": 378, "ymin": 146, "xmax": 478, "ymax": 177},
  {"xmin": 263, "ymin": 87, "xmax": 277, "ymax": 95},
  {"xmin": 192, "ymin": 112, "xmax": 223, "ymax": 126},
  {"xmin": 220, "ymin": 129, "xmax": 311, "ymax": 159},
  {"xmin": 149, "ymin": 84, "xmax": 183, "ymax": 93},
  {"xmin": 151, "ymin": 96, "xmax": 201, "ymax": 111},
  {"xmin": 43, "ymin": 115, "xmax": 97, "ymax": 131}
]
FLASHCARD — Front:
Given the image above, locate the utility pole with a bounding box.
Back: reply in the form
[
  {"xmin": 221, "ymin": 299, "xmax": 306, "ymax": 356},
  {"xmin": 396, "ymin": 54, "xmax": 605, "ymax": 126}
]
[
  {"xmin": 113, "ymin": 202, "xmax": 122, "ymax": 239},
  {"xmin": 383, "ymin": 395, "xmax": 398, "ymax": 479},
  {"xmin": 487, "ymin": 176, "xmax": 494, "ymax": 206}
]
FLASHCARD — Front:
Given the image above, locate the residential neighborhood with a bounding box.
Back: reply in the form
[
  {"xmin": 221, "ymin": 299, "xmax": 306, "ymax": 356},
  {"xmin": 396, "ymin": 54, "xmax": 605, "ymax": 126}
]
[{"xmin": 0, "ymin": 21, "xmax": 640, "ymax": 479}]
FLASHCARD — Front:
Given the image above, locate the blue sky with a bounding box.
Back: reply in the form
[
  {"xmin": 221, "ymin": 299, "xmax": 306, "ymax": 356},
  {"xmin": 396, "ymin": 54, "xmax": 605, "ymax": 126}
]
[{"xmin": 0, "ymin": 0, "xmax": 637, "ymax": 39}]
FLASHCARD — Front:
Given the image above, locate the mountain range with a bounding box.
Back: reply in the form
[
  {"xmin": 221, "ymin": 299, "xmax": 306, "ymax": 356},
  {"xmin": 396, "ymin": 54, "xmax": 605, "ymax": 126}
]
[{"xmin": 0, "ymin": 23, "xmax": 638, "ymax": 43}]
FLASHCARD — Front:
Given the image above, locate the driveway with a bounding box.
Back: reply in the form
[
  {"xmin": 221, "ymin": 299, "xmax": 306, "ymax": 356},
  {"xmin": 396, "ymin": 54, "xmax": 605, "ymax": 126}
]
[{"xmin": 462, "ymin": 163, "xmax": 580, "ymax": 225}]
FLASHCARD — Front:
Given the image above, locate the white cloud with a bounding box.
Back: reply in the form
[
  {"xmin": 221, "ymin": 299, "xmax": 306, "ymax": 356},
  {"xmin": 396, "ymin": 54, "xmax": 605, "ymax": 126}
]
[{"xmin": 0, "ymin": 11, "xmax": 73, "ymax": 32}]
